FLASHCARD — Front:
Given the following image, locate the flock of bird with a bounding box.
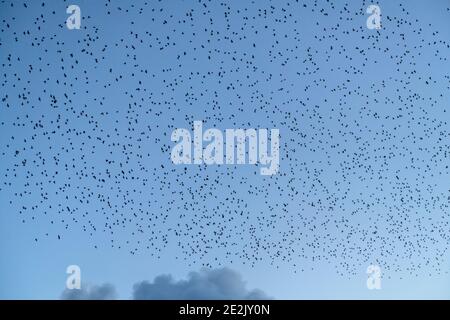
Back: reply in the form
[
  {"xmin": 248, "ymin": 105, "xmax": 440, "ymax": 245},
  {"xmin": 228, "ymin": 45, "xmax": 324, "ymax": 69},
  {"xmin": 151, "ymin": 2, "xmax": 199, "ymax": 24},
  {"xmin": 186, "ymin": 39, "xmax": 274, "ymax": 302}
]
[{"xmin": 1, "ymin": 0, "xmax": 449, "ymax": 277}]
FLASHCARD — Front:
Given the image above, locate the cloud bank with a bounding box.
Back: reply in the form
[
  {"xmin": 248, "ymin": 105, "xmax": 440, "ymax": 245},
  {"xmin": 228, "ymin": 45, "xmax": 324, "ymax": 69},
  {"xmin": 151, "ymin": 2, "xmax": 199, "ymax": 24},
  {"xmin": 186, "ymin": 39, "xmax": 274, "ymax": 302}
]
[
  {"xmin": 132, "ymin": 267, "xmax": 271, "ymax": 300},
  {"xmin": 60, "ymin": 268, "xmax": 271, "ymax": 300}
]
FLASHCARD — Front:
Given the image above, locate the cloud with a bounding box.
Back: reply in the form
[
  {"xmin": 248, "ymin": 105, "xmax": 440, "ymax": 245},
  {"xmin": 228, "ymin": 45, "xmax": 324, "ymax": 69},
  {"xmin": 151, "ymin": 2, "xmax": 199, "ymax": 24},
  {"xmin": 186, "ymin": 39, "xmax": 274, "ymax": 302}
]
[
  {"xmin": 59, "ymin": 268, "xmax": 271, "ymax": 300},
  {"xmin": 132, "ymin": 267, "xmax": 271, "ymax": 300},
  {"xmin": 61, "ymin": 283, "xmax": 117, "ymax": 300}
]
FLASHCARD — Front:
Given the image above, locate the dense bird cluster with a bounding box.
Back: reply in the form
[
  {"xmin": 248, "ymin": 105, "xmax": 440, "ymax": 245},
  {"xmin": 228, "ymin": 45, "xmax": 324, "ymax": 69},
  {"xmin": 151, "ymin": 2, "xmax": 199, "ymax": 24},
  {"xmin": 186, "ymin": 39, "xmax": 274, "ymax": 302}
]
[{"xmin": 1, "ymin": 0, "xmax": 449, "ymax": 276}]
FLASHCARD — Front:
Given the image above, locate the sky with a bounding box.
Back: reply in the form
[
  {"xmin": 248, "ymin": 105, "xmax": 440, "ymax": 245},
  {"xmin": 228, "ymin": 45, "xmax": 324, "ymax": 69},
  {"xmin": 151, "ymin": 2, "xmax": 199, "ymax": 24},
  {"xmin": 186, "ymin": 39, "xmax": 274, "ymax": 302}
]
[{"xmin": 0, "ymin": 0, "xmax": 450, "ymax": 299}]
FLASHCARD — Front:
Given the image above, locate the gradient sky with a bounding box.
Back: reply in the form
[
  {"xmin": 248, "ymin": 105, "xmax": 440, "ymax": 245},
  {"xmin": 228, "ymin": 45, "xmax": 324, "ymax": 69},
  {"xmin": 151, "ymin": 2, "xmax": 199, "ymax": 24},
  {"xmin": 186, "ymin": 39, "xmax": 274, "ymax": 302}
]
[{"xmin": 1, "ymin": 0, "xmax": 450, "ymax": 299}]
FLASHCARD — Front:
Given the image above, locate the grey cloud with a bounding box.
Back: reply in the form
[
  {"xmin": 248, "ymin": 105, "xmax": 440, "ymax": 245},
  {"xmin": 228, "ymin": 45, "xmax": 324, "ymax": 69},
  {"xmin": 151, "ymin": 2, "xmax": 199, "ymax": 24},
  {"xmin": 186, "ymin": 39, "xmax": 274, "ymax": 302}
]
[
  {"xmin": 61, "ymin": 283, "xmax": 117, "ymax": 300},
  {"xmin": 132, "ymin": 267, "xmax": 271, "ymax": 300}
]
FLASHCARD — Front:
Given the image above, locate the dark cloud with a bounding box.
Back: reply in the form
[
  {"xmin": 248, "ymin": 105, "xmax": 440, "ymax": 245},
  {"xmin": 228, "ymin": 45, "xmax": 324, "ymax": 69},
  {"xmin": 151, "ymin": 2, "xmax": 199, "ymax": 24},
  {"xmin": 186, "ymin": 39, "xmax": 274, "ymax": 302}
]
[
  {"xmin": 61, "ymin": 283, "xmax": 117, "ymax": 300},
  {"xmin": 132, "ymin": 268, "xmax": 271, "ymax": 300},
  {"xmin": 59, "ymin": 268, "xmax": 271, "ymax": 300}
]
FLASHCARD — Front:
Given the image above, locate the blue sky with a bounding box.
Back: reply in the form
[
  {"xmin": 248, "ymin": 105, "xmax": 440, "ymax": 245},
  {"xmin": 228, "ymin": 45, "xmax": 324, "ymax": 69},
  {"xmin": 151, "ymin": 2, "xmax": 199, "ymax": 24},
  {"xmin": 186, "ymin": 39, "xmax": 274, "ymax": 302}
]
[{"xmin": 1, "ymin": 0, "xmax": 450, "ymax": 299}]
